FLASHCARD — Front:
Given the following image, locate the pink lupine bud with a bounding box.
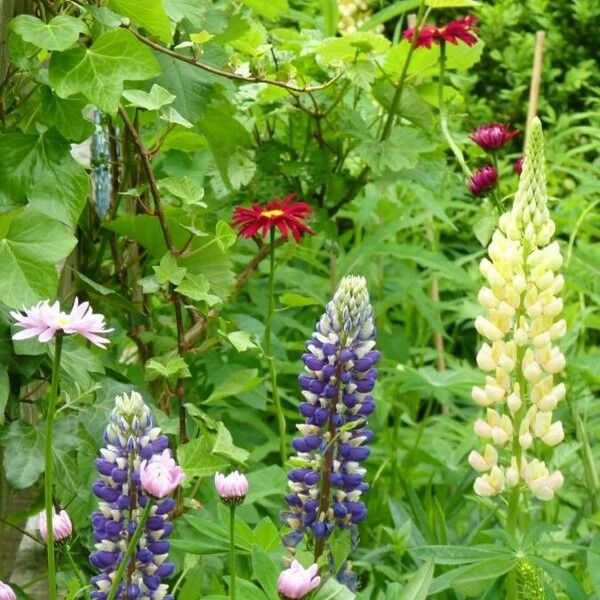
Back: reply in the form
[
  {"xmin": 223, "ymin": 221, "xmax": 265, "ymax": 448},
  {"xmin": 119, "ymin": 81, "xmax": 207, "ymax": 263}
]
[
  {"xmin": 277, "ymin": 560, "xmax": 321, "ymax": 599},
  {"xmin": 0, "ymin": 582, "xmax": 16, "ymax": 600},
  {"xmin": 140, "ymin": 449, "xmax": 185, "ymax": 498},
  {"xmin": 214, "ymin": 471, "xmax": 249, "ymax": 505},
  {"xmin": 38, "ymin": 509, "xmax": 72, "ymax": 543}
]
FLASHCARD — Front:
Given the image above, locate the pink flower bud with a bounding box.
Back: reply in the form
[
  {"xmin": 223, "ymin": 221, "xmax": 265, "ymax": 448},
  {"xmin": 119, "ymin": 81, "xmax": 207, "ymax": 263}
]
[
  {"xmin": 0, "ymin": 582, "xmax": 16, "ymax": 600},
  {"xmin": 38, "ymin": 509, "xmax": 72, "ymax": 543},
  {"xmin": 514, "ymin": 156, "xmax": 524, "ymax": 174},
  {"xmin": 277, "ymin": 560, "xmax": 321, "ymax": 599},
  {"xmin": 139, "ymin": 449, "xmax": 185, "ymax": 498},
  {"xmin": 470, "ymin": 123, "xmax": 519, "ymax": 151},
  {"xmin": 214, "ymin": 471, "xmax": 249, "ymax": 505},
  {"xmin": 468, "ymin": 165, "xmax": 498, "ymax": 197}
]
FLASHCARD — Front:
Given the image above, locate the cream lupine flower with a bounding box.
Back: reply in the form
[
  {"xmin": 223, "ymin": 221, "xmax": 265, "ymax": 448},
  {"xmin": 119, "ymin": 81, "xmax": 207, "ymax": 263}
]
[
  {"xmin": 338, "ymin": 0, "xmax": 382, "ymax": 35},
  {"xmin": 472, "ymin": 118, "xmax": 566, "ymax": 502}
]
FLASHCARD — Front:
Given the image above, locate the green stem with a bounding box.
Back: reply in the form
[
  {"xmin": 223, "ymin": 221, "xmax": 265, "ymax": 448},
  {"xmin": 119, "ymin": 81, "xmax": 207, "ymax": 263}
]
[
  {"xmin": 65, "ymin": 544, "xmax": 88, "ymax": 591},
  {"xmin": 45, "ymin": 334, "xmax": 63, "ymax": 600},
  {"xmin": 265, "ymin": 228, "xmax": 286, "ymax": 465},
  {"xmin": 229, "ymin": 504, "xmax": 237, "ymax": 600},
  {"xmin": 438, "ymin": 41, "xmax": 471, "ymax": 179},
  {"xmin": 107, "ymin": 499, "xmax": 154, "ymax": 600}
]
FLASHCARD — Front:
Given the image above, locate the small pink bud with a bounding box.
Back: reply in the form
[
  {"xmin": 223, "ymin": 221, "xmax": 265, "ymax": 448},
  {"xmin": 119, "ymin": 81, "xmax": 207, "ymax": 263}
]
[
  {"xmin": 277, "ymin": 560, "xmax": 321, "ymax": 599},
  {"xmin": 514, "ymin": 156, "xmax": 524, "ymax": 174},
  {"xmin": 468, "ymin": 165, "xmax": 498, "ymax": 197},
  {"xmin": 140, "ymin": 449, "xmax": 185, "ymax": 498},
  {"xmin": 38, "ymin": 509, "xmax": 72, "ymax": 543},
  {"xmin": 214, "ymin": 471, "xmax": 249, "ymax": 505},
  {"xmin": 469, "ymin": 123, "xmax": 519, "ymax": 151},
  {"xmin": 0, "ymin": 582, "xmax": 16, "ymax": 600}
]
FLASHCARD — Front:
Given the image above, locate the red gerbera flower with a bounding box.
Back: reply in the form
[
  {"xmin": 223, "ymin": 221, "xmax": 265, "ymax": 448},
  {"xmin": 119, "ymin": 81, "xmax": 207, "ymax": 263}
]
[
  {"xmin": 403, "ymin": 16, "xmax": 478, "ymax": 49},
  {"xmin": 470, "ymin": 123, "xmax": 520, "ymax": 151},
  {"xmin": 232, "ymin": 194, "xmax": 315, "ymax": 242}
]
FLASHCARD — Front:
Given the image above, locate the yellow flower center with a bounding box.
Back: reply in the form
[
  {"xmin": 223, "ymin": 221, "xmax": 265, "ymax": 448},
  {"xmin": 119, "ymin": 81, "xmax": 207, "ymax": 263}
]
[
  {"xmin": 57, "ymin": 315, "xmax": 71, "ymax": 328},
  {"xmin": 260, "ymin": 209, "xmax": 284, "ymax": 218}
]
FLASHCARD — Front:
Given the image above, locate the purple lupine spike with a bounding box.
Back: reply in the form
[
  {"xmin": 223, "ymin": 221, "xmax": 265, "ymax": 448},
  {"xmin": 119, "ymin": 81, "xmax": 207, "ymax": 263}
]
[
  {"xmin": 90, "ymin": 391, "xmax": 177, "ymax": 599},
  {"xmin": 282, "ymin": 275, "xmax": 379, "ymax": 588}
]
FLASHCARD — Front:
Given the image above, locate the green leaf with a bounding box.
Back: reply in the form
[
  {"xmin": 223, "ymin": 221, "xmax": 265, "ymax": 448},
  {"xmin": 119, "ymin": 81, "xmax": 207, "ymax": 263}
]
[
  {"xmin": 29, "ymin": 157, "xmax": 89, "ymax": 228},
  {"xmin": 40, "ymin": 88, "xmax": 94, "ymax": 142},
  {"xmin": 145, "ymin": 353, "xmax": 191, "ymax": 381},
  {"xmin": 330, "ymin": 528, "xmax": 352, "ymax": 573},
  {"xmin": 0, "ymin": 208, "xmax": 77, "ymax": 307},
  {"xmin": 122, "ymin": 84, "xmax": 175, "ymax": 110},
  {"xmin": 398, "ymin": 559, "xmax": 434, "ymax": 600},
  {"xmin": 252, "ymin": 546, "xmax": 280, "ymax": 598},
  {"xmin": 253, "ymin": 518, "xmax": 281, "ymax": 552},
  {"xmin": 215, "ymin": 221, "xmax": 236, "ymax": 251},
  {"xmin": 159, "ymin": 176, "xmax": 205, "ymax": 207},
  {"xmin": 49, "ymin": 29, "xmax": 160, "ymax": 113},
  {"xmin": 312, "ymin": 577, "xmax": 356, "ymax": 600},
  {"xmin": 361, "ymin": 0, "xmax": 420, "ymax": 30},
  {"xmin": 321, "ymin": 0, "xmax": 339, "ymax": 36},
  {"xmin": 429, "ymin": 557, "xmax": 516, "ymax": 594},
  {"xmin": 426, "ymin": 0, "xmax": 480, "ymax": 6},
  {"xmin": 280, "ymin": 293, "xmax": 322, "ymax": 307},
  {"xmin": 0, "ymin": 366, "xmax": 9, "ymax": 426},
  {"xmin": 530, "ymin": 556, "xmax": 588, "ymax": 600},
  {"xmin": 107, "ymin": 0, "xmax": 172, "ymax": 43},
  {"xmin": 317, "ymin": 31, "xmax": 390, "ymax": 65},
  {"xmin": 176, "ymin": 275, "xmax": 221, "ymax": 307},
  {"xmin": 226, "ymin": 331, "xmax": 258, "ymax": 352},
  {"xmin": 153, "ymin": 253, "xmax": 187, "ymax": 285},
  {"xmin": 213, "ymin": 422, "xmax": 250, "ymax": 464},
  {"xmin": 11, "ymin": 15, "xmax": 88, "ymax": 51},
  {"xmin": 411, "ymin": 545, "xmax": 511, "ymax": 565},
  {"xmin": 240, "ymin": 0, "xmax": 289, "ymax": 19},
  {"xmin": 205, "ymin": 369, "xmax": 261, "ymax": 403},
  {"xmin": 587, "ymin": 535, "xmax": 600, "ymax": 597},
  {"xmin": 0, "ymin": 421, "xmax": 44, "ymax": 489},
  {"xmin": 177, "ymin": 436, "xmax": 228, "ymax": 480},
  {"xmin": 153, "ymin": 52, "xmax": 219, "ymax": 123}
]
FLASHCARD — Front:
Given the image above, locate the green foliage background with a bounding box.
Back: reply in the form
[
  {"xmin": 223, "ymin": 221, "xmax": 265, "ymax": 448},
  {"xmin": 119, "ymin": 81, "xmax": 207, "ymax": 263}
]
[{"xmin": 0, "ymin": 0, "xmax": 599, "ymax": 598}]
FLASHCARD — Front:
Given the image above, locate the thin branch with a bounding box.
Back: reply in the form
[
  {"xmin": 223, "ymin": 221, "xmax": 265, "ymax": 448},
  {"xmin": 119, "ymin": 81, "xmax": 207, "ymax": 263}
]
[{"xmin": 121, "ymin": 24, "xmax": 341, "ymax": 95}]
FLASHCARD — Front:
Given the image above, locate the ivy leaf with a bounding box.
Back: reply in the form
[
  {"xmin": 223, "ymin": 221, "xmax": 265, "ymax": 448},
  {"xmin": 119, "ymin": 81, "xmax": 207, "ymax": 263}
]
[
  {"xmin": 159, "ymin": 176, "xmax": 205, "ymax": 207},
  {"xmin": 317, "ymin": 31, "xmax": 390, "ymax": 65},
  {"xmin": 107, "ymin": 0, "xmax": 172, "ymax": 43},
  {"xmin": 0, "ymin": 421, "xmax": 44, "ymax": 489},
  {"xmin": 153, "ymin": 253, "xmax": 187, "ymax": 286},
  {"xmin": 49, "ymin": 29, "xmax": 160, "ymax": 114},
  {"xmin": 226, "ymin": 331, "xmax": 258, "ymax": 352},
  {"xmin": 11, "ymin": 15, "xmax": 88, "ymax": 51},
  {"xmin": 176, "ymin": 275, "xmax": 222, "ymax": 307},
  {"xmin": 0, "ymin": 208, "xmax": 77, "ymax": 307},
  {"xmin": 122, "ymin": 84, "xmax": 176, "ymax": 111},
  {"xmin": 145, "ymin": 353, "xmax": 191, "ymax": 382}
]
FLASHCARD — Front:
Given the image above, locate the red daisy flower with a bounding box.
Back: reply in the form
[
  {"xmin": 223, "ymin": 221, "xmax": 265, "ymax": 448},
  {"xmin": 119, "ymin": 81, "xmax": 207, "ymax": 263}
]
[
  {"xmin": 403, "ymin": 15, "xmax": 478, "ymax": 49},
  {"xmin": 232, "ymin": 194, "xmax": 315, "ymax": 242},
  {"xmin": 470, "ymin": 123, "xmax": 520, "ymax": 151}
]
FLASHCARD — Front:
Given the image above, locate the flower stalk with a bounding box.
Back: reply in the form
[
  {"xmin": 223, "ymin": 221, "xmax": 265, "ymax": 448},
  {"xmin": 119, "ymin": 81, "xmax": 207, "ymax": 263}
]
[
  {"xmin": 106, "ymin": 499, "xmax": 154, "ymax": 600},
  {"xmin": 229, "ymin": 504, "xmax": 237, "ymax": 600},
  {"xmin": 44, "ymin": 333, "xmax": 63, "ymax": 600}
]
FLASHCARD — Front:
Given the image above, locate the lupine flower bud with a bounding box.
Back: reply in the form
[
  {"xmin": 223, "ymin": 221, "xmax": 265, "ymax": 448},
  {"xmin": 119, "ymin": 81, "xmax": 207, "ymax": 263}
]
[
  {"xmin": 468, "ymin": 165, "xmax": 498, "ymax": 197},
  {"xmin": 215, "ymin": 471, "xmax": 249, "ymax": 505},
  {"xmin": 0, "ymin": 581, "xmax": 16, "ymax": 600},
  {"xmin": 38, "ymin": 509, "xmax": 72, "ymax": 543},
  {"xmin": 277, "ymin": 561, "xmax": 321, "ymax": 599},
  {"xmin": 90, "ymin": 391, "xmax": 178, "ymax": 600},
  {"xmin": 282, "ymin": 275, "xmax": 378, "ymax": 589},
  {"xmin": 516, "ymin": 560, "xmax": 545, "ymax": 599},
  {"xmin": 91, "ymin": 109, "xmax": 113, "ymax": 219},
  {"xmin": 471, "ymin": 118, "xmax": 566, "ymax": 503}
]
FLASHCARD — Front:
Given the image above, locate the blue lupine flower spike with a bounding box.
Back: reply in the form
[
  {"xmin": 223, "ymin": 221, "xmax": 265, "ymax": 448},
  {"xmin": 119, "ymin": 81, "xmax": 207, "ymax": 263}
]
[
  {"xmin": 282, "ymin": 275, "xmax": 379, "ymax": 589},
  {"xmin": 90, "ymin": 392, "xmax": 176, "ymax": 600}
]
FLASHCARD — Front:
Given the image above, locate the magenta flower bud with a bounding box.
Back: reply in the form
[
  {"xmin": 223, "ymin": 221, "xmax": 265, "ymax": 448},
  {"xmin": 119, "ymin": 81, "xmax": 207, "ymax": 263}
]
[
  {"xmin": 214, "ymin": 471, "xmax": 249, "ymax": 505},
  {"xmin": 38, "ymin": 509, "xmax": 72, "ymax": 543},
  {"xmin": 0, "ymin": 582, "xmax": 16, "ymax": 600},
  {"xmin": 469, "ymin": 123, "xmax": 519, "ymax": 151},
  {"xmin": 277, "ymin": 561, "xmax": 321, "ymax": 599},
  {"xmin": 468, "ymin": 165, "xmax": 498, "ymax": 197},
  {"xmin": 514, "ymin": 156, "xmax": 524, "ymax": 174},
  {"xmin": 140, "ymin": 449, "xmax": 185, "ymax": 498}
]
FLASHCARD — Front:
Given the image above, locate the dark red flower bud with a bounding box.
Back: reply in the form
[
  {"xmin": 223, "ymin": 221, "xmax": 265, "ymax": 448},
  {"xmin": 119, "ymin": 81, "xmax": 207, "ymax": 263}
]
[
  {"xmin": 470, "ymin": 123, "xmax": 519, "ymax": 151},
  {"xmin": 468, "ymin": 165, "xmax": 498, "ymax": 197},
  {"xmin": 514, "ymin": 156, "xmax": 524, "ymax": 175}
]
